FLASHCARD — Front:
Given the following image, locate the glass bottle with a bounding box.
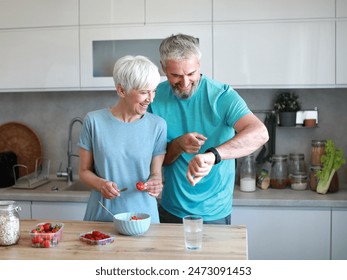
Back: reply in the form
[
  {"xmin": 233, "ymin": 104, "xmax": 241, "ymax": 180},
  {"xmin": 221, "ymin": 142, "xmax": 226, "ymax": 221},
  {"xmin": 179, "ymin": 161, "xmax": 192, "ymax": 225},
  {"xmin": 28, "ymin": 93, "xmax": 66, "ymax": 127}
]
[
  {"xmin": 270, "ymin": 155, "xmax": 289, "ymax": 189},
  {"xmin": 310, "ymin": 140, "xmax": 326, "ymax": 166},
  {"xmin": 289, "ymin": 153, "xmax": 307, "ymax": 175},
  {"xmin": 239, "ymin": 154, "xmax": 256, "ymax": 192},
  {"xmin": 0, "ymin": 201, "xmax": 21, "ymax": 246}
]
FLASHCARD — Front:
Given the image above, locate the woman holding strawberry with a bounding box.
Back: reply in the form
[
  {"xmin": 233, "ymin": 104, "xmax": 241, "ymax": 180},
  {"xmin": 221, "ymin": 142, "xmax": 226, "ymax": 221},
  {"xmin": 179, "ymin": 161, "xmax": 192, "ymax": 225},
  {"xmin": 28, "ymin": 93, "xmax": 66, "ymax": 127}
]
[{"xmin": 79, "ymin": 55, "xmax": 167, "ymax": 223}]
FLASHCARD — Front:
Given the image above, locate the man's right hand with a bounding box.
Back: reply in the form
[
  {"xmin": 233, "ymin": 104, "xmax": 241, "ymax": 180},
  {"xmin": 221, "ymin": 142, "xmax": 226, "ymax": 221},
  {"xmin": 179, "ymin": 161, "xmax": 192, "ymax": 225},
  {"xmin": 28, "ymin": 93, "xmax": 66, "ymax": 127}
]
[
  {"xmin": 177, "ymin": 132, "xmax": 207, "ymax": 154},
  {"xmin": 164, "ymin": 132, "xmax": 207, "ymax": 165}
]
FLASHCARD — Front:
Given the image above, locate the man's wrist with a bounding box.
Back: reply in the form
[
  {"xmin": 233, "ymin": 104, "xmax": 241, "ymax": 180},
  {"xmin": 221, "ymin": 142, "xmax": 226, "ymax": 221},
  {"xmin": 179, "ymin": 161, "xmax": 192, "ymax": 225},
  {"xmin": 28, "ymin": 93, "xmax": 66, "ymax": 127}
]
[{"xmin": 204, "ymin": 147, "xmax": 221, "ymax": 165}]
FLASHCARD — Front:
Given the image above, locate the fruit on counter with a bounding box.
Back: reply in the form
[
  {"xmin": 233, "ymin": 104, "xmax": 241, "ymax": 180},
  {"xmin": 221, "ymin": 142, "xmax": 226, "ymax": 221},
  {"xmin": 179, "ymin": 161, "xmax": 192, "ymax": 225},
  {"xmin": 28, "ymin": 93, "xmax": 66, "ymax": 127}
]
[
  {"xmin": 79, "ymin": 230, "xmax": 114, "ymax": 245},
  {"xmin": 316, "ymin": 139, "xmax": 345, "ymax": 194},
  {"xmin": 81, "ymin": 231, "xmax": 111, "ymax": 240},
  {"xmin": 30, "ymin": 222, "xmax": 64, "ymax": 248},
  {"xmin": 136, "ymin": 181, "xmax": 146, "ymax": 191},
  {"xmin": 130, "ymin": 215, "xmax": 143, "ymax": 220}
]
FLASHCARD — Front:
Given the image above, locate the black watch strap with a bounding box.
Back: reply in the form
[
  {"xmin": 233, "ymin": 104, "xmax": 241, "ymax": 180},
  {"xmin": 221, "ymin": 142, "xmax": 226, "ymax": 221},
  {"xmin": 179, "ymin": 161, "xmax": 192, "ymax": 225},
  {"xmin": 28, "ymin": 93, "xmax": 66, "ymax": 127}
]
[{"xmin": 204, "ymin": 147, "xmax": 221, "ymax": 165}]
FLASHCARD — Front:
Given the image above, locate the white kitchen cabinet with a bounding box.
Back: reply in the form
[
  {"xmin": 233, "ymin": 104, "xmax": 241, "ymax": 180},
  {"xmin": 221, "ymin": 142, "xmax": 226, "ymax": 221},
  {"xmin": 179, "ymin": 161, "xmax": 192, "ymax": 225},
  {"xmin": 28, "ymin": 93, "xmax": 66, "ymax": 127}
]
[
  {"xmin": 32, "ymin": 202, "xmax": 87, "ymax": 221},
  {"xmin": 0, "ymin": 0, "xmax": 78, "ymax": 29},
  {"xmin": 17, "ymin": 201, "xmax": 31, "ymax": 219},
  {"xmin": 146, "ymin": 0, "xmax": 211, "ymax": 23},
  {"xmin": 331, "ymin": 208, "xmax": 347, "ymax": 260},
  {"xmin": 213, "ymin": 0, "xmax": 335, "ymax": 21},
  {"xmin": 231, "ymin": 206, "xmax": 331, "ymax": 260},
  {"xmin": 213, "ymin": 21, "xmax": 335, "ymax": 88},
  {"xmin": 337, "ymin": 0, "xmax": 347, "ymax": 17},
  {"xmin": 336, "ymin": 21, "xmax": 347, "ymax": 85},
  {"xmin": 80, "ymin": 24, "xmax": 213, "ymax": 89},
  {"xmin": 80, "ymin": 0, "xmax": 144, "ymax": 25},
  {"xmin": 0, "ymin": 28, "xmax": 80, "ymax": 91}
]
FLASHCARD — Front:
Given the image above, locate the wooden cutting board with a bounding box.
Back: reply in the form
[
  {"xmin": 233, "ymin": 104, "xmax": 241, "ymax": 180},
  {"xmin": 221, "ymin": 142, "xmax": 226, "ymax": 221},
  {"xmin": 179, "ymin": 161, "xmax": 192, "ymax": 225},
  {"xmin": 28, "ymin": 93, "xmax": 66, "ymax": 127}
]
[{"xmin": 0, "ymin": 122, "xmax": 42, "ymax": 177}]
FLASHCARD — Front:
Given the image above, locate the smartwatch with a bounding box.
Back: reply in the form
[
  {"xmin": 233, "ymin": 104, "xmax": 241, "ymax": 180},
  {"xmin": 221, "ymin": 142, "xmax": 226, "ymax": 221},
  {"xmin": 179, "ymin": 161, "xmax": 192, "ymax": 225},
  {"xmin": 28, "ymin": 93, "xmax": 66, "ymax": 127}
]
[{"xmin": 204, "ymin": 147, "xmax": 221, "ymax": 165}]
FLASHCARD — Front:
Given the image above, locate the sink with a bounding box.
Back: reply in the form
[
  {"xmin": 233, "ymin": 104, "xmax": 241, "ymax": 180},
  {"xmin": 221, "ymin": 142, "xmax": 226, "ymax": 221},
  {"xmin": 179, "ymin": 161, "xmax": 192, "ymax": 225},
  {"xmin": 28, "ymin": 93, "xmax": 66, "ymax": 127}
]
[{"xmin": 31, "ymin": 179, "xmax": 91, "ymax": 192}]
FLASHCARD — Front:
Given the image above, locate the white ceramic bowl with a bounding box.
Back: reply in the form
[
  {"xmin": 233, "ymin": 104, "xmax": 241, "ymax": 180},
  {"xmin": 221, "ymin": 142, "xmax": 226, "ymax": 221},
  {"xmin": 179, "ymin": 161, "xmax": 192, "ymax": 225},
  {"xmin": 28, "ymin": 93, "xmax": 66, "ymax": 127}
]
[{"xmin": 113, "ymin": 212, "xmax": 151, "ymax": 236}]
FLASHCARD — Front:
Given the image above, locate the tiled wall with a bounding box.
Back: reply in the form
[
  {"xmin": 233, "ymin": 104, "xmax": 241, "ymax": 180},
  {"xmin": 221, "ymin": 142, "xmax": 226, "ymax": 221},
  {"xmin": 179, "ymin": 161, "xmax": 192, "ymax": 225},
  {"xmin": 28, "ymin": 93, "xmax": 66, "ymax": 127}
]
[{"xmin": 1, "ymin": 88, "xmax": 346, "ymax": 185}]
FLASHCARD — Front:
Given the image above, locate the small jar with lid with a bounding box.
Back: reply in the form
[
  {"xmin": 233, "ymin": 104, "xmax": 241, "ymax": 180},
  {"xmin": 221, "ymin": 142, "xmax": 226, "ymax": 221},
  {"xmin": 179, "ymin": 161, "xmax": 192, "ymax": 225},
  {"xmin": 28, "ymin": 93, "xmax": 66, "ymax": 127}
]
[
  {"xmin": 270, "ymin": 155, "xmax": 289, "ymax": 189},
  {"xmin": 310, "ymin": 140, "xmax": 326, "ymax": 166},
  {"xmin": 239, "ymin": 154, "xmax": 256, "ymax": 192},
  {"xmin": 289, "ymin": 153, "xmax": 307, "ymax": 175},
  {"xmin": 0, "ymin": 201, "xmax": 21, "ymax": 246},
  {"xmin": 290, "ymin": 172, "xmax": 308, "ymax": 191}
]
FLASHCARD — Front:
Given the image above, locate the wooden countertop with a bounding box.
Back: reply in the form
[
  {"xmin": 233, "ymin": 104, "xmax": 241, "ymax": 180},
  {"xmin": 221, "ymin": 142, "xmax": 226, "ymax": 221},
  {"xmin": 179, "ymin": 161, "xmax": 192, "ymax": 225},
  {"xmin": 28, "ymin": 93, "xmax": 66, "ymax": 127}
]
[{"xmin": 1, "ymin": 220, "xmax": 248, "ymax": 260}]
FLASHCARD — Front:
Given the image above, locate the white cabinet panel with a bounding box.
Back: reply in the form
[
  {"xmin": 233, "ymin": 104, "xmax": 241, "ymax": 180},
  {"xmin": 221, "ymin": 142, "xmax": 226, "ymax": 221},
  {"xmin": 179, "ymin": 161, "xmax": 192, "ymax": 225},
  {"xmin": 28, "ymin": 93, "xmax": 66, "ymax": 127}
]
[
  {"xmin": 17, "ymin": 201, "xmax": 31, "ymax": 219},
  {"xmin": 32, "ymin": 202, "xmax": 87, "ymax": 221},
  {"xmin": 231, "ymin": 206, "xmax": 330, "ymax": 260},
  {"xmin": 331, "ymin": 208, "xmax": 347, "ymax": 260},
  {"xmin": 146, "ymin": 0, "xmax": 211, "ymax": 23},
  {"xmin": 0, "ymin": 0, "xmax": 78, "ymax": 28},
  {"xmin": 80, "ymin": 24, "xmax": 212, "ymax": 89},
  {"xmin": 337, "ymin": 0, "xmax": 347, "ymax": 17},
  {"xmin": 213, "ymin": 21, "xmax": 335, "ymax": 87},
  {"xmin": 336, "ymin": 21, "xmax": 347, "ymax": 85},
  {"xmin": 80, "ymin": 0, "xmax": 145, "ymax": 25},
  {"xmin": 0, "ymin": 28, "xmax": 80, "ymax": 91},
  {"xmin": 213, "ymin": 0, "xmax": 335, "ymax": 21}
]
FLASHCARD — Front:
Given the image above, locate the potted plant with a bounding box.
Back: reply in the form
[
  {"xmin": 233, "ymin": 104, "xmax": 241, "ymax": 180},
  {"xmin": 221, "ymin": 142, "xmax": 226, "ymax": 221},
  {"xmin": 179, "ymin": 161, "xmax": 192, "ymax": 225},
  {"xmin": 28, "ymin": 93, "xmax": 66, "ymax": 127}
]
[{"xmin": 273, "ymin": 91, "xmax": 301, "ymax": 126}]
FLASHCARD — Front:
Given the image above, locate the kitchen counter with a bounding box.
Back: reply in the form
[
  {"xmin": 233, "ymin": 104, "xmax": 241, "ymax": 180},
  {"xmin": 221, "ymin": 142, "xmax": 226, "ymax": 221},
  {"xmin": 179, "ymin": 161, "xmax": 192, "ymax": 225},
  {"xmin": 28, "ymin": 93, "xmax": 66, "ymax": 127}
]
[
  {"xmin": 0, "ymin": 220, "xmax": 248, "ymax": 260},
  {"xmin": 1, "ymin": 181, "xmax": 347, "ymax": 208}
]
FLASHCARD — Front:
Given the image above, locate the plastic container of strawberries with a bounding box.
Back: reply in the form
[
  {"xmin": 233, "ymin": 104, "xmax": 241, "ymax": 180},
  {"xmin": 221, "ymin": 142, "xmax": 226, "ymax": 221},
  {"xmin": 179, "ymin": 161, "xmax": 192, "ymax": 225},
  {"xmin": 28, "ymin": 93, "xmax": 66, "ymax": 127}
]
[{"xmin": 29, "ymin": 222, "xmax": 64, "ymax": 248}]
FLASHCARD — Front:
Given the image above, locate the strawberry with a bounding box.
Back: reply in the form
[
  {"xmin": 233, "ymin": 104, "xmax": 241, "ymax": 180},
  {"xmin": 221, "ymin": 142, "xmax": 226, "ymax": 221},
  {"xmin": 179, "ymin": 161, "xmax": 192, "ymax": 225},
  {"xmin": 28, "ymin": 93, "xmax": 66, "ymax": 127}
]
[{"xmin": 136, "ymin": 181, "xmax": 145, "ymax": 191}]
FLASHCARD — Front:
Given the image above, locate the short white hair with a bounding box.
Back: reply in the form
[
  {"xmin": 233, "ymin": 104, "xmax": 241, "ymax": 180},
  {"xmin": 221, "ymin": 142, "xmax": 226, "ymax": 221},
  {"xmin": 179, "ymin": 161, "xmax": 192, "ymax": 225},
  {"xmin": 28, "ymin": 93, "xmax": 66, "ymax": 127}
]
[{"xmin": 113, "ymin": 55, "xmax": 160, "ymax": 92}]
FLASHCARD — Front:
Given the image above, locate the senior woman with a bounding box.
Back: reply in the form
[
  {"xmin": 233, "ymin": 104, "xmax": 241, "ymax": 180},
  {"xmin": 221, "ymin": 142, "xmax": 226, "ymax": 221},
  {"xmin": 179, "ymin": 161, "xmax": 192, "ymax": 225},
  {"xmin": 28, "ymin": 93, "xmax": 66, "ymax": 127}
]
[{"xmin": 78, "ymin": 55, "xmax": 167, "ymax": 223}]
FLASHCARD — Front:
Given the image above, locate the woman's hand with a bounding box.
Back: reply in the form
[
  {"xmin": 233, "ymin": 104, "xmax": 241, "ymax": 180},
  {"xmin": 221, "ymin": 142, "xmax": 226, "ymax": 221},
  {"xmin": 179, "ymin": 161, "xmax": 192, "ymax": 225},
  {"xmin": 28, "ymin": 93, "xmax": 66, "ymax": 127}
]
[{"xmin": 100, "ymin": 181, "xmax": 122, "ymax": 199}]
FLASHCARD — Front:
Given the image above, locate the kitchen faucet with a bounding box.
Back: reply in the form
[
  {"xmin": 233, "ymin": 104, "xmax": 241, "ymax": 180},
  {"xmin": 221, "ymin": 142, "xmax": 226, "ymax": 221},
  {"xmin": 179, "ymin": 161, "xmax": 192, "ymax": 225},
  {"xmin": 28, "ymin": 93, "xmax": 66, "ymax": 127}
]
[{"xmin": 56, "ymin": 117, "xmax": 83, "ymax": 184}]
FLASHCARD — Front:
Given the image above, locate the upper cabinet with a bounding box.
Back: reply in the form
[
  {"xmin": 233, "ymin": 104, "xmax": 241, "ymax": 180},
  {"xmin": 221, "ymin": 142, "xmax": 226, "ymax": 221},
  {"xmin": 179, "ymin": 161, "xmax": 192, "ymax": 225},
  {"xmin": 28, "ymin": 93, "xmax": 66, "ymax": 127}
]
[
  {"xmin": 80, "ymin": 0, "xmax": 145, "ymax": 25},
  {"xmin": 213, "ymin": 21, "xmax": 335, "ymax": 88},
  {"xmin": 0, "ymin": 0, "xmax": 79, "ymax": 91},
  {"xmin": 213, "ymin": 0, "xmax": 337, "ymax": 88},
  {"xmin": 0, "ymin": 0, "xmax": 78, "ymax": 28},
  {"xmin": 80, "ymin": 24, "xmax": 213, "ymax": 90},
  {"xmin": 336, "ymin": 0, "xmax": 347, "ymax": 86},
  {"xmin": 213, "ymin": 0, "xmax": 335, "ymax": 21},
  {"xmin": 145, "ymin": 0, "xmax": 211, "ymax": 23},
  {"xmin": 0, "ymin": 28, "xmax": 80, "ymax": 91}
]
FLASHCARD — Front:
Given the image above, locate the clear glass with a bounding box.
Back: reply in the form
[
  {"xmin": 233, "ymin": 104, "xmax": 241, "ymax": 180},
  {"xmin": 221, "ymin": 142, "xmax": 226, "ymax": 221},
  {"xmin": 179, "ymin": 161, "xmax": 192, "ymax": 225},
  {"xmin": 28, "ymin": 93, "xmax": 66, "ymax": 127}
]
[
  {"xmin": 183, "ymin": 215, "xmax": 203, "ymax": 250},
  {"xmin": 239, "ymin": 154, "xmax": 256, "ymax": 192},
  {"xmin": 0, "ymin": 200, "xmax": 21, "ymax": 246},
  {"xmin": 270, "ymin": 155, "xmax": 289, "ymax": 189}
]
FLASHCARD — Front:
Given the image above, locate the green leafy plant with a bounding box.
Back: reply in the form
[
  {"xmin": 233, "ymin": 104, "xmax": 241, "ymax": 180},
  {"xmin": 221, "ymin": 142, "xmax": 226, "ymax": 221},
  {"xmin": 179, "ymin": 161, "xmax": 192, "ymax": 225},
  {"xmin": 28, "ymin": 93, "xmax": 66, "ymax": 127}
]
[
  {"xmin": 273, "ymin": 92, "xmax": 301, "ymax": 112},
  {"xmin": 316, "ymin": 139, "xmax": 345, "ymax": 194}
]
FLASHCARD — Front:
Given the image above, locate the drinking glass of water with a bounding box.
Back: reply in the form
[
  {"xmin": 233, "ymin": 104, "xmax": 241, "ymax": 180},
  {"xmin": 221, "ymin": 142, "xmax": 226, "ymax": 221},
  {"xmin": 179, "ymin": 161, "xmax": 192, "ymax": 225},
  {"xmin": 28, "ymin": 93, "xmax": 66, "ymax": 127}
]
[{"xmin": 183, "ymin": 215, "xmax": 203, "ymax": 250}]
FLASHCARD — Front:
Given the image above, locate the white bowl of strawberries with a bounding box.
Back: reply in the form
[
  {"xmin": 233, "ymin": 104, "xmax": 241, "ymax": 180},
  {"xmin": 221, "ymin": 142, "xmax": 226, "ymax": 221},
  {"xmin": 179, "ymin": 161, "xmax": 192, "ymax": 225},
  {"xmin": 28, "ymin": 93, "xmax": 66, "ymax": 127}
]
[{"xmin": 29, "ymin": 222, "xmax": 64, "ymax": 248}]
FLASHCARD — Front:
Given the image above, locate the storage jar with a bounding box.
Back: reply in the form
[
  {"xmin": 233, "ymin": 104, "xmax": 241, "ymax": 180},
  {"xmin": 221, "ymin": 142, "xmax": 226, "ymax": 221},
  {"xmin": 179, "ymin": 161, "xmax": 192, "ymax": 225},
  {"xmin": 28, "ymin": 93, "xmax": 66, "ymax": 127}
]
[
  {"xmin": 310, "ymin": 140, "xmax": 326, "ymax": 166},
  {"xmin": 289, "ymin": 153, "xmax": 307, "ymax": 175},
  {"xmin": 270, "ymin": 155, "xmax": 289, "ymax": 189},
  {"xmin": 0, "ymin": 200, "xmax": 21, "ymax": 246}
]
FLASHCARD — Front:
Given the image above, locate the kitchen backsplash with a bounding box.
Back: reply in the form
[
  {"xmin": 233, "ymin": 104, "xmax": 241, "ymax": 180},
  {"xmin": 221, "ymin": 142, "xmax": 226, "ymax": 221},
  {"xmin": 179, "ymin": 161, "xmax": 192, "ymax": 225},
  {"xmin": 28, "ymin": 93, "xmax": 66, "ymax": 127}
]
[{"xmin": 0, "ymin": 88, "xmax": 346, "ymax": 185}]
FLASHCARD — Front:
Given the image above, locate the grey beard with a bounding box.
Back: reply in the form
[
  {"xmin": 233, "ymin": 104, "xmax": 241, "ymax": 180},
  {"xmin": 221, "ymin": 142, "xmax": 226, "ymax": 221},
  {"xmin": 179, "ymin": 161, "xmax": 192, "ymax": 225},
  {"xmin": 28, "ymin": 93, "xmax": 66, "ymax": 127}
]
[{"xmin": 172, "ymin": 82, "xmax": 199, "ymax": 99}]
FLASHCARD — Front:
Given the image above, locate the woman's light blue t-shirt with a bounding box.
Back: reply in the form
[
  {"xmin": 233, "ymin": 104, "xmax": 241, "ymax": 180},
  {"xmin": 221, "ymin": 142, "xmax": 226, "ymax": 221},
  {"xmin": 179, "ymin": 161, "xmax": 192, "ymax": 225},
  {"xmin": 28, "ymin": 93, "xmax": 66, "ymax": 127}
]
[{"xmin": 79, "ymin": 108, "xmax": 167, "ymax": 223}]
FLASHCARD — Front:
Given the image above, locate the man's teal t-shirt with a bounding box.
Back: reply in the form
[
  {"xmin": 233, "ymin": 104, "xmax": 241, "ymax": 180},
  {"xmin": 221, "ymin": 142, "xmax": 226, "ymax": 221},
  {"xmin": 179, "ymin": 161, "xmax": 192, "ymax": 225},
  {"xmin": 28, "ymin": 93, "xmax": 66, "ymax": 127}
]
[{"xmin": 149, "ymin": 75, "xmax": 250, "ymax": 221}]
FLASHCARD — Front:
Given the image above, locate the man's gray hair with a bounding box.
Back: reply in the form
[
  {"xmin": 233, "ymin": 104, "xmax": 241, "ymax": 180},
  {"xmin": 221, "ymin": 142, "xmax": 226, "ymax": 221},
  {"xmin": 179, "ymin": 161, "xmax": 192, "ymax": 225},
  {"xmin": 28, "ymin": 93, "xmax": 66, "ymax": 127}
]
[{"xmin": 159, "ymin": 34, "xmax": 202, "ymax": 69}]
